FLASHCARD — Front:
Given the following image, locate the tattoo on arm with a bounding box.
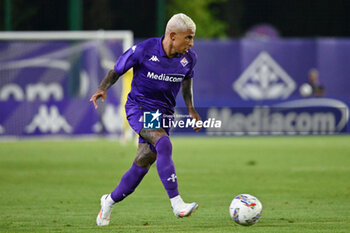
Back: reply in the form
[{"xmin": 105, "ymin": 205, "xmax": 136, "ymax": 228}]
[
  {"xmin": 98, "ymin": 70, "xmax": 121, "ymax": 91},
  {"xmin": 181, "ymin": 79, "xmax": 194, "ymax": 110}
]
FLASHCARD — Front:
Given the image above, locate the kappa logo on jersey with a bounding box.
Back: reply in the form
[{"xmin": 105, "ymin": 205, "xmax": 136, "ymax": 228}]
[
  {"xmin": 143, "ymin": 110, "xmax": 161, "ymax": 129},
  {"xmin": 25, "ymin": 105, "xmax": 72, "ymax": 133},
  {"xmin": 233, "ymin": 51, "xmax": 296, "ymax": 100},
  {"xmin": 180, "ymin": 57, "xmax": 188, "ymax": 67},
  {"xmin": 149, "ymin": 55, "xmax": 160, "ymax": 62}
]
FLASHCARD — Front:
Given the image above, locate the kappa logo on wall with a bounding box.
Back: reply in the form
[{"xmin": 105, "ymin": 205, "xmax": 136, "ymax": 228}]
[
  {"xmin": 92, "ymin": 104, "xmax": 124, "ymax": 133},
  {"xmin": 25, "ymin": 105, "xmax": 72, "ymax": 134},
  {"xmin": 233, "ymin": 51, "xmax": 296, "ymax": 100}
]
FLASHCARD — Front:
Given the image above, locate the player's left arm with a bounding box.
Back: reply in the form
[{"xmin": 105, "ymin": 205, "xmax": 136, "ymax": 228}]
[{"xmin": 181, "ymin": 78, "xmax": 202, "ymax": 132}]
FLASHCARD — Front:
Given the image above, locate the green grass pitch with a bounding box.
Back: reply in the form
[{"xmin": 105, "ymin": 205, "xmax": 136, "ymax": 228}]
[{"xmin": 0, "ymin": 136, "xmax": 350, "ymax": 233}]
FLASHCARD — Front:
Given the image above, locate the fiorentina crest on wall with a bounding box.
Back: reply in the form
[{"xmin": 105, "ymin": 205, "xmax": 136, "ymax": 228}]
[{"xmin": 233, "ymin": 51, "xmax": 296, "ymax": 100}]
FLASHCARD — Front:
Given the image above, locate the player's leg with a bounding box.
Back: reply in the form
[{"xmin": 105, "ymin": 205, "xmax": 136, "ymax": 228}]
[
  {"xmin": 140, "ymin": 128, "xmax": 178, "ymax": 198},
  {"xmin": 110, "ymin": 143, "xmax": 156, "ymax": 202},
  {"xmin": 140, "ymin": 128, "xmax": 198, "ymax": 218},
  {"xmin": 96, "ymin": 143, "xmax": 156, "ymax": 226}
]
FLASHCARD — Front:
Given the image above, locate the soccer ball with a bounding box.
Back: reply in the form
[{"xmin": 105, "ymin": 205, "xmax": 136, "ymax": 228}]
[
  {"xmin": 299, "ymin": 83, "xmax": 312, "ymax": 97},
  {"xmin": 229, "ymin": 194, "xmax": 263, "ymax": 226}
]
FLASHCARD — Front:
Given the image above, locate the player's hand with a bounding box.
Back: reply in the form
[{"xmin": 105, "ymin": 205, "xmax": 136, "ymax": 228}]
[
  {"xmin": 90, "ymin": 90, "xmax": 107, "ymax": 109},
  {"xmin": 188, "ymin": 108, "xmax": 202, "ymax": 132}
]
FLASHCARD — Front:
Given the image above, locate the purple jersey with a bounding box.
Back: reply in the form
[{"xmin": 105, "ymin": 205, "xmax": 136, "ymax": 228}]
[{"xmin": 114, "ymin": 37, "xmax": 197, "ymax": 112}]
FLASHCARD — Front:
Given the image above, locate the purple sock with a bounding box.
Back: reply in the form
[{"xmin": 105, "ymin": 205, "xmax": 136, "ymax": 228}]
[
  {"xmin": 155, "ymin": 136, "xmax": 179, "ymax": 198},
  {"xmin": 110, "ymin": 162, "xmax": 148, "ymax": 202}
]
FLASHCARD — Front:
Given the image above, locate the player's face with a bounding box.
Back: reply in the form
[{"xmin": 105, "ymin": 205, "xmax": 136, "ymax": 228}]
[{"xmin": 173, "ymin": 29, "xmax": 195, "ymax": 55}]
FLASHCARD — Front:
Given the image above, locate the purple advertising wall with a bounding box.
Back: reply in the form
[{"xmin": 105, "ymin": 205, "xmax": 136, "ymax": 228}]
[
  {"xmin": 173, "ymin": 39, "xmax": 349, "ymax": 135},
  {"xmin": 0, "ymin": 38, "xmax": 349, "ymax": 137},
  {"xmin": 175, "ymin": 39, "xmax": 350, "ymax": 107},
  {"xmin": 0, "ymin": 40, "xmax": 124, "ymax": 137}
]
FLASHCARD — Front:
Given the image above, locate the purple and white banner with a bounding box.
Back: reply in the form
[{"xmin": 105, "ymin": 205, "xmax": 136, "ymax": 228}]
[
  {"xmin": 175, "ymin": 38, "xmax": 350, "ymax": 135},
  {"xmin": 0, "ymin": 40, "xmax": 125, "ymax": 137},
  {"xmin": 175, "ymin": 39, "xmax": 350, "ymax": 106},
  {"xmin": 0, "ymin": 38, "xmax": 349, "ymax": 137}
]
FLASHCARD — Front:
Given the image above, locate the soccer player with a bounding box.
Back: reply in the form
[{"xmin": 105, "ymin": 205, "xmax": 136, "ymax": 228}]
[{"xmin": 90, "ymin": 13, "xmax": 201, "ymax": 226}]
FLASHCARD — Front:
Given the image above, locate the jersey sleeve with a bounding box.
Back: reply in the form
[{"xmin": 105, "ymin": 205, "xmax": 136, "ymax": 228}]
[
  {"xmin": 184, "ymin": 51, "xmax": 197, "ymax": 79},
  {"xmin": 114, "ymin": 44, "xmax": 143, "ymax": 75}
]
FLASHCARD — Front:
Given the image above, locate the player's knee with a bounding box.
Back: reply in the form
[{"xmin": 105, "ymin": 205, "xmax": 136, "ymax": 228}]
[
  {"xmin": 155, "ymin": 136, "xmax": 172, "ymax": 156},
  {"xmin": 134, "ymin": 146, "xmax": 156, "ymax": 169},
  {"xmin": 135, "ymin": 156, "xmax": 153, "ymax": 169},
  {"xmin": 140, "ymin": 128, "xmax": 168, "ymax": 146}
]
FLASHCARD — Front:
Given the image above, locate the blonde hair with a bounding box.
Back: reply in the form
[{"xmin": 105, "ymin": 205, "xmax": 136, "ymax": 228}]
[{"xmin": 165, "ymin": 13, "xmax": 196, "ymax": 34}]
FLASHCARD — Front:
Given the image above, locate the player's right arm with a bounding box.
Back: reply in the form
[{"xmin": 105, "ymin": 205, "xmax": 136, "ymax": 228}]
[
  {"xmin": 90, "ymin": 44, "xmax": 143, "ymax": 109},
  {"xmin": 90, "ymin": 70, "xmax": 120, "ymax": 109}
]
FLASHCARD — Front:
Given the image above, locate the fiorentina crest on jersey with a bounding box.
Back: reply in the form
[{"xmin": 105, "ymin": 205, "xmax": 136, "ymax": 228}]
[{"xmin": 180, "ymin": 57, "xmax": 188, "ymax": 67}]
